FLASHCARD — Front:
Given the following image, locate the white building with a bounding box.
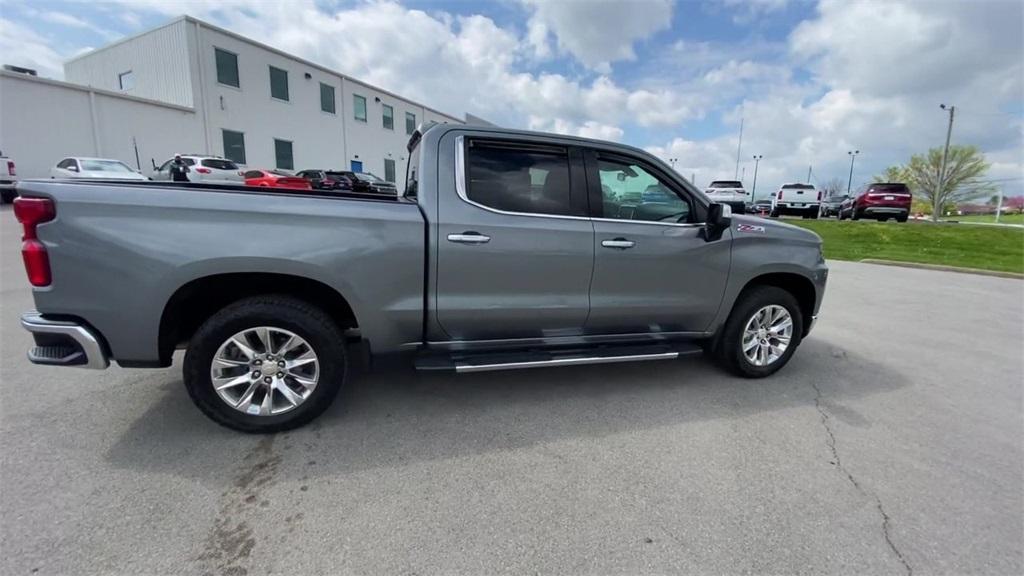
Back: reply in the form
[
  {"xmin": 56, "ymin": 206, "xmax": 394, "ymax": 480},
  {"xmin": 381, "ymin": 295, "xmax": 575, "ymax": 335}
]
[{"xmin": 0, "ymin": 15, "xmax": 464, "ymax": 182}]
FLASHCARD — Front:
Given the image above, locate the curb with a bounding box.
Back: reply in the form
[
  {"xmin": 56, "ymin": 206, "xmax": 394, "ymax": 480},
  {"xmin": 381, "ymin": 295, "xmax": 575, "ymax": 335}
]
[{"xmin": 858, "ymin": 259, "xmax": 1023, "ymax": 280}]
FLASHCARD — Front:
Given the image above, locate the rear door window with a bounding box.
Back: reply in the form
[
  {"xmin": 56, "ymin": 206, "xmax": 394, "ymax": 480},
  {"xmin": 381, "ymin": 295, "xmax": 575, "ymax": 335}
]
[
  {"xmin": 465, "ymin": 141, "xmax": 573, "ymax": 216},
  {"xmin": 202, "ymin": 159, "xmax": 238, "ymax": 170}
]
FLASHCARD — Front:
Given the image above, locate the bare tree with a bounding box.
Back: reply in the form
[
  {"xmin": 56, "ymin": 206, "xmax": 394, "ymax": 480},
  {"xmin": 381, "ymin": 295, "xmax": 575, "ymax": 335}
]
[{"xmin": 820, "ymin": 178, "xmax": 845, "ymax": 199}]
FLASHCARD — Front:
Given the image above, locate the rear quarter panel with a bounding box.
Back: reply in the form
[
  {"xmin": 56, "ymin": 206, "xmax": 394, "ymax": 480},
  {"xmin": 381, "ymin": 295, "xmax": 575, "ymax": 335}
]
[{"xmin": 20, "ymin": 180, "xmax": 425, "ymax": 364}]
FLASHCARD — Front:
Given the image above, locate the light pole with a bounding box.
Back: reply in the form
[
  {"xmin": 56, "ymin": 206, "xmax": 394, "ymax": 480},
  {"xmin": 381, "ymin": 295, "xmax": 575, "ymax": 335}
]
[
  {"xmin": 669, "ymin": 157, "xmax": 678, "ymax": 170},
  {"xmin": 846, "ymin": 150, "xmax": 860, "ymax": 195},
  {"xmin": 936, "ymin": 104, "xmax": 956, "ymax": 221},
  {"xmin": 751, "ymin": 155, "xmax": 763, "ymax": 200}
]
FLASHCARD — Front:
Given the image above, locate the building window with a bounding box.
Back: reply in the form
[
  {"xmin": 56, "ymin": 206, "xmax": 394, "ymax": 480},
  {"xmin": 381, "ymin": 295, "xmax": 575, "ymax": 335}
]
[
  {"xmin": 406, "ymin": 112, "xmax": 416, "ymax": 135},
  {"xmin": 353, "ymin": 94, "xmax": 366, "ymax": 122},
  {"xmin": 320, "ymin": 83, "xmax": 335, "ymax": 114},
  {"xmin": 215, "ymin": 48, "xmax": 239, "ymax": 88},
  {"xmin": 118, "ymin": 70, "xmax": 134, "ymax": 91},
  {"xmin": 382, "ymin": 104, "xmax": 394, "ymax": 130},
  {"xmin": 274, "ymin": 139, "xmax": 294, "ymax": 170},
  {"xmin": 222, "ymin": 130, "xmax": 246, "ymax": 164},
  {"xmin": 269, "ymin": 66, "xmax": 289, "ymax": 101},
  {"xmin": 384, "ymin": 158, "xmax": 396, "ymax": 183}
]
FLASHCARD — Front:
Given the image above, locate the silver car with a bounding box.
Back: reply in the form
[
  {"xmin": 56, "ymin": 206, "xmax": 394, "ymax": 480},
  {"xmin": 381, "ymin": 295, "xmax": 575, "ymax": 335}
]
[
  {"xmin": 152, "ymin": 155, "xmax": 243, "ymax": 183},
  {"xmin": 50, "ymin": 157, "xmax": 149, "ymax": 181}
]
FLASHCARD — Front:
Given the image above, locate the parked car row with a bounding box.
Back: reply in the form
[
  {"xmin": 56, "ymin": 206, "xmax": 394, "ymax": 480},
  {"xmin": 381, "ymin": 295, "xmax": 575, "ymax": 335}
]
[{"xmin": 817, "ymin": 183, "xmax": 912, "ymax": 222}]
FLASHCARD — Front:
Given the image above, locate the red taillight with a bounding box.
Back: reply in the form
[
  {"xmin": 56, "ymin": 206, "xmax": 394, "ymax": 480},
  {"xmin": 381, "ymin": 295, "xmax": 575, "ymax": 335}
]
[
  {"xmin": 817, "ymin": 191, "xmax": 822, "ymax": 201},
  {"xmin": 7, "ymin": 161, "xmax": 15, "ymax": 176},
  {"xmin": 196, "ymin": 167, "xmax": 212, "ymax": 174},
  {"xmin": 13, "ymin": 197, "xmax": 56, "ymax": 287},
  {"xmin": 777, "ymin": 190, "xmax": 783, "ymax": 199}
]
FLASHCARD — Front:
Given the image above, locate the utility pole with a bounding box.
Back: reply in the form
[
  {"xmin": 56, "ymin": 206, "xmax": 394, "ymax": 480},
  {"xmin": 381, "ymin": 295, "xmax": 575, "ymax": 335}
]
[
  {"xmin": 691, "ymin": 172, "xmax": 695, "ymax": 187},
  {"xmin": 734, "ymin": 113, "xmax": 744, "ymax": 180},
  {"xmin": 741, "ymin": 166, "xmax": 746, "ymax": 183},
  {"xmin": 995, "ymin": 186, "xmax": 1004, "ymax": 224},
  {"xmin": 846, "ymin": 150, "xmax": 860, "ymax": 195},
  {"xmin": 807, "ymin": 165, "xmax": 812, "ymax": 184},
  {"xmin": 752, "ymin": 155, "xmax": 763, "ymax": 200},
  {"xmin": 936, "ymin": 104, "xmax": 956, "ymax": 221}
]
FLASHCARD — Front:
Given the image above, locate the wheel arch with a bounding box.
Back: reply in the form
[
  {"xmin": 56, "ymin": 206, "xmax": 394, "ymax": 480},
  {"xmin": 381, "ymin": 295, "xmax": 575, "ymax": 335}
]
[
  {"xmin": 737, "ymin": 272, "xmax": 817, "ymax": 336},
  {"xmin": 158, "ymin": 272, "xmax": 359, "ymax": 365}
]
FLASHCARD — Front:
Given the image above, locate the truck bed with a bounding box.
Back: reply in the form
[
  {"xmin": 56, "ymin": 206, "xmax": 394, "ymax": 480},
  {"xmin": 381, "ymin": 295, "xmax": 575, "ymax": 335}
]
[{"xmin": 16, "ymin": 179, "xmax": 426, "ymax": 365}]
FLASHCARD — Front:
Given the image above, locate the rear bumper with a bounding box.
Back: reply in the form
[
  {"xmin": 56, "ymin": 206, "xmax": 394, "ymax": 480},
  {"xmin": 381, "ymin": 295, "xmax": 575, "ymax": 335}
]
[
  {"xmin": 863, "ymin": 206, "xmax": 909, "ymax": 215},
  {"xmin": 20, "ymin": 311, "xmax": 110, "ymax": 370}
]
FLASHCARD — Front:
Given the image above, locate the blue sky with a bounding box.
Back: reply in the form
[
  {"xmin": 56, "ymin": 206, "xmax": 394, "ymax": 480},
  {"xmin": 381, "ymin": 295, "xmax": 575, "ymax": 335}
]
[{"xmin": 1, "ymin": 0, "xmax": 1022, "ymax": 198}]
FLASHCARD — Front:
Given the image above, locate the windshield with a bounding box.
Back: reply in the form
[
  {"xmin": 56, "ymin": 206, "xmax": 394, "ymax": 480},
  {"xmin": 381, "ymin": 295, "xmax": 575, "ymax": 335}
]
[
  {"xmin": 80, "ymin": 160, "xmax": 136, "ymax": 173},
  {"xmin": 356, "ymin": 172, "xmax": 387, "ymax": 183},
  {"xmin": 782, "ymin": 183, "xmax": 814, "ymax": 189},
  {"xmin": 708, "ymin": 181, "xmax": 743, "ymax": 188}
]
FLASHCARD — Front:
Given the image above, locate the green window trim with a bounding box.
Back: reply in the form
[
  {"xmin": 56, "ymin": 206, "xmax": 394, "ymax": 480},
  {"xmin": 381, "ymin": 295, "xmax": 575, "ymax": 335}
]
[
  {"xmin": 222, "ymin": 129, "xmax": 246, "ymax": 164},
  {"xmin": 269, "ymin": 66, "xmax": 289, "ymax": 101},
  {"xmin": 320, "ymin": 83, "xmax": 336, "ymax": 114},
  {"xmin": 382, "ymin": 104, "xmax": 394, "ymax": 130},
  {"xmin": 353, "ymin": 94, "xmax": 367, "ymax": 122},
  {"xmin": 215, "ymin": 48, "xmax": 239, "ymax": 88},
  {"xmin": 274, "ymin": 139, "xmax": 294, "ymax": 170}
]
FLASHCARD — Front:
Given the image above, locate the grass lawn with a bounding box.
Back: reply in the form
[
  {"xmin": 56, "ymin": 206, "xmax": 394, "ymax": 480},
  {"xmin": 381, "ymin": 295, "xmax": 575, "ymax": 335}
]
[
  {"xmin": 787, "ymin": 219, "xmax": 1024, "ymax": 274},
  {"xmin": 940, "ymin": 213, "xmax": 1024, "ymax": 225}
]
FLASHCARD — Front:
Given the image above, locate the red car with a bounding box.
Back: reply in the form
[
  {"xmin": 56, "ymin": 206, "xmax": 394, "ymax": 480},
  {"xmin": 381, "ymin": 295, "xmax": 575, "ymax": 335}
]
[
  {"xmin": 243, "ymin": 169, "xmax": 312, "ymax": 190},
  {"xmin": 839, "ymin": 182, "xmax": 912, "ymax": 222}
]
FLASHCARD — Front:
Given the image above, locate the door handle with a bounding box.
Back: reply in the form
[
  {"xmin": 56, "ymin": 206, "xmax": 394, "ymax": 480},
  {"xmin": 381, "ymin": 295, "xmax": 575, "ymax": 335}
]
[
  {"xmin": 447, "ymin": 232, "xmax": 491, "ymax": 244},
  {"xmin": 601, "ymin": 238, "xmax": 635, "ymax": 249}
]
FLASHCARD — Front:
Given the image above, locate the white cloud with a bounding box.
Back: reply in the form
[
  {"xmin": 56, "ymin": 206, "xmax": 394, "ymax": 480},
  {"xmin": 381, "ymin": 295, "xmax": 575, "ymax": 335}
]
[
  {"xmin": 520, "ymin": 0, "xmax": 673, "ymax": 70},
  {"xmin": 0, "ymin": 18, "xmax": 65, "ymax": 78}
]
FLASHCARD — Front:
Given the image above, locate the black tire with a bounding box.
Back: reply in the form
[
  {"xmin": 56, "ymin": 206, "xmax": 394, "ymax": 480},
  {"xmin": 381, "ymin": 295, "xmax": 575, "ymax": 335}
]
[
  {"xmin": 713, "ymin": 285, "xmax": 804, "ymax": 378},
  {"xmin": 0, "ymin": 189, "xmax": 15, "ymax": 204},
  {"xmin": 852, "ymin": 209, "xmax": 861, "ymax": 221},
  {"xmin": 808, "ymin": 208, "xmax": 819, "ymax": 219},
  {"xmin": 896, "ymin": 215, "xmax": 908, "ymax": 223},
  {"xmin": 183, "ymin": 295, "xmax": 347, "ymax": 433},
  {"xmin": 769, "ymin": 209, "xmax": 780, "ymax": 218},
  {"xmin": 838, "ymin": 210, "xmax": 846, "ymax": 221}
]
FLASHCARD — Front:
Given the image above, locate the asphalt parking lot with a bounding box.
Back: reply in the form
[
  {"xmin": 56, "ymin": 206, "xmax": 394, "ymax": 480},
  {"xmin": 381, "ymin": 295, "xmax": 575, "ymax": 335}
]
[{"xmin": 1, "ymin": 204, "xmax": 1021, "ymax": 575}]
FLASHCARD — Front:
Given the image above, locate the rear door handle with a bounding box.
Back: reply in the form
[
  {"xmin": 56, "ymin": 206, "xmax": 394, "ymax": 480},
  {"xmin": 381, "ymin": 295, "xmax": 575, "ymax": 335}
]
[
  {"xmin": 601, "ymin": 238, "xmax": 635, "ymax": 249},
  {"xmin": 447, "ymin": 232, "xmax": 491, "ymax": 244}
]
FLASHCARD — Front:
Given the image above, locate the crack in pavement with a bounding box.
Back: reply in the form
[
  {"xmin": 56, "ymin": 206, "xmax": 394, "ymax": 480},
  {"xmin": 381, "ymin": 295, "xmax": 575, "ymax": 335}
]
[{"xmin": 810, "ymin": 380, "xmax": 913, "ymax": 576}]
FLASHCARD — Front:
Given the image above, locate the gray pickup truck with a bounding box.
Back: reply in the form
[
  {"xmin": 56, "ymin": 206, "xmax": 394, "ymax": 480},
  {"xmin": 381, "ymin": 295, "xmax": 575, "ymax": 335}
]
[{"xmin": 15, "ymin": 124, "xmax": 827, "ymax": 432}]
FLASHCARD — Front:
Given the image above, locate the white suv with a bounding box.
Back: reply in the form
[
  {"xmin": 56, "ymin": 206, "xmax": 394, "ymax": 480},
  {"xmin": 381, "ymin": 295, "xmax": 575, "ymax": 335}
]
[
  {"xmin": 771, "ymin": 183, "xmax": 820, "ymax": 219},
  {"xmin": 704, "ymin": 180, "xmax": 749, "ymax": 213},
  {"xmin": 152, "ymin": 155, "xmax": 243, "ymax": 183}
]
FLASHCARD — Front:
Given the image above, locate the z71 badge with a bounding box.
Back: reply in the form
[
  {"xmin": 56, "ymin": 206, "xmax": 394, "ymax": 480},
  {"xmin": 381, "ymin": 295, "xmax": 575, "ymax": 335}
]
[{"xmin": 736, "ymin": 224, "xmax": 766, "ymax": 233}]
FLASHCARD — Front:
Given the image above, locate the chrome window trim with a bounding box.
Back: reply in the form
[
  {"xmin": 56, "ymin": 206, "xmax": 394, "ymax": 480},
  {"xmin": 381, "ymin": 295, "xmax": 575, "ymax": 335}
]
[{"xmin": 454, "ymin": 135, "xmax": 706, "ymax": 228}]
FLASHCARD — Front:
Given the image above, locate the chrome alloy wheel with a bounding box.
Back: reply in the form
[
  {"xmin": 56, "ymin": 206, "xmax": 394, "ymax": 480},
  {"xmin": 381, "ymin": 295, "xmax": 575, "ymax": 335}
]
[
  {"xmin": 741, "ymin": 305, "xmax": 793, "ymax": 367},
  {"xmin": 210, "ymin": 326, "xmax": 320, "ymax": 416}
]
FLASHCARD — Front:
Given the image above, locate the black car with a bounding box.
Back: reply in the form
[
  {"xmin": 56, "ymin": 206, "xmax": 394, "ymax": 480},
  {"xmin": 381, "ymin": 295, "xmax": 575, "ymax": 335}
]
[
  {"xmin": 820, "ymin": 194, "xmax": 849, "ymax": 217},
  {"xmin": 295, "ymin": 169, "xmax": 355, "ymax": 191},
  {"xmin": 347, "ymin": 171, "xmax": 398, "ymax": 195}
]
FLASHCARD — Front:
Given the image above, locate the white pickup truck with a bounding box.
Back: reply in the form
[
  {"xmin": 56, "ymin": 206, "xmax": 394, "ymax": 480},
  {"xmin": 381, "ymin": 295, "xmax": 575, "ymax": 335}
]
[
  {"xmin": 771, "ymin": 183, "xmax": 820, "ymax": 219},
  {"xmin": 0, "ymin": 150, "xmax": 17, "ymax": 203}
]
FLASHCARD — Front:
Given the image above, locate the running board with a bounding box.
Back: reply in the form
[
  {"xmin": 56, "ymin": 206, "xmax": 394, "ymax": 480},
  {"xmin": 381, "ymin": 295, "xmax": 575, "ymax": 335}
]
[{"xmin": 415, "ymin": 343, "xmax": 702, "ymax": 373}]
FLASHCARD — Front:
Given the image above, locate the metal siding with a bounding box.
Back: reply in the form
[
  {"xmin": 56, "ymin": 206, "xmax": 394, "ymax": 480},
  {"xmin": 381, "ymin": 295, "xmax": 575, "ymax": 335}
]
[{"xmin": 64, "ymin": 20, "xmax": 194, "ymax": 108}]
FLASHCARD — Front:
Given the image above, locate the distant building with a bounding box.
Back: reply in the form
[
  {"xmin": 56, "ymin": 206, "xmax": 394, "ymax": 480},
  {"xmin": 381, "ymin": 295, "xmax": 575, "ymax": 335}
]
[{"xmin": 1, "ymin": 15, "xmax": 465, "ymax": 181}]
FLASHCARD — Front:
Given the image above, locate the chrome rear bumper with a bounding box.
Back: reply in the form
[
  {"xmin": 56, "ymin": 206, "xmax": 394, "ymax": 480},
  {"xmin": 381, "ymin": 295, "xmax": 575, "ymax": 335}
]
[{"xmin": 21, "ymin": 311, "xmax": 109, "ymax": 369}]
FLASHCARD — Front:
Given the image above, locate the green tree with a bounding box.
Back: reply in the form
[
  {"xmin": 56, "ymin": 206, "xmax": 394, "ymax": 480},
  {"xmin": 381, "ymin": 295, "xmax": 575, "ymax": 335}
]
[
  {"xmin": 874, "ymin": 165, "xmax": 910, "ymax": 184},
  {"xmin": 904, "ymin": 145, "xmax": 996, "ymax": 221}
]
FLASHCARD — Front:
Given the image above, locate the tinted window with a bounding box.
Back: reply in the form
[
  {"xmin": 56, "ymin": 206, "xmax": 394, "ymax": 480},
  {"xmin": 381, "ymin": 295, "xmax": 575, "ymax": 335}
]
[
  {"xmin": 269, "ymin": 66, "xmax": 289, "ymax": 101},
  {"xmin": 465, "ymin": 143, "xmax": 572, "ymax": 216},
  {"xmin": 80, "ymin": 159, "xmax": 134, "ymax": 173},
  {"xmin": 215, "ymin": 48, "xmax": 239, "ymax": 88},
  {"xmin": 274, "ymin": 139, "xmax": 294, "ymax": 170},
  {"xmin": 709, "ymin": 180, "xmax": 743, "ymax": 188},
  {"xmin": 353, "ymin": 94, "xmax": 367, "ymax": 121},
  {"xmin": 405, "ymin": 144, "xmax": 420, "ymax": 198},
  {"xmin": 406, "ymin": 112, "xmax": 416, "ymax": 135},
  {"xmin": 244, "ymin": 170, "xmax": 263, "ymax": 178},
  {"xmin": 598, "ymin": 157, "xmax": 692, "ymax": 223},
  {"xmin": 320, "ymin": 83, "xmax": 335, "ymax": 114},
  {"xmin": 870, "ymin": 183, "xmax": 909, "ymax": 193},
  {"xmin": 782, "ymin": 184, "xmax": 814, "ymax": 189},
  {"xmin": 201, "ymin": 159, "xmax": 238, "ymax": 170},
  {"xmin": 222, "ymin": 130, "xmax": 246, "ymax": 164},
  {"xmin": 382, "ymin": 104, "xmax": 394, "ymax": 130}
]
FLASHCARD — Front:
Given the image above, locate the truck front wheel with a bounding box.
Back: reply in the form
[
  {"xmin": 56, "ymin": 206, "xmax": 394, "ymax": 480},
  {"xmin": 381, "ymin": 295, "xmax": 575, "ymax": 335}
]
[
  {"xmin": 183, "ymin": 295, "xmax": 347, "ymax": 433},
  {"xmin": 713, "ymin": 286, "xmax": 803, "ymax": 378}
]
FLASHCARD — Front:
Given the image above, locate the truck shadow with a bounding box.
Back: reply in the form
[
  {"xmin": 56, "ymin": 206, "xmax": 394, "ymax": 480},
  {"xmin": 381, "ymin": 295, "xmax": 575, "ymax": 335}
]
[{"xmin": 105, "ymin": 337, "xmax": 908, "ymax": 481}]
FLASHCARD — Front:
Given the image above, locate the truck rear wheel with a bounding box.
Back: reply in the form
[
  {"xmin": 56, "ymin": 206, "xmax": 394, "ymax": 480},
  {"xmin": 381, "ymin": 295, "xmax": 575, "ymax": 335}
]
[
  {"xmin": 183, "ymin": 295, "xmax": 347, "ymax": 433},
  {"xmin": 714, "ymin": 286, "xmax": 803, "ymax": 378}
]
